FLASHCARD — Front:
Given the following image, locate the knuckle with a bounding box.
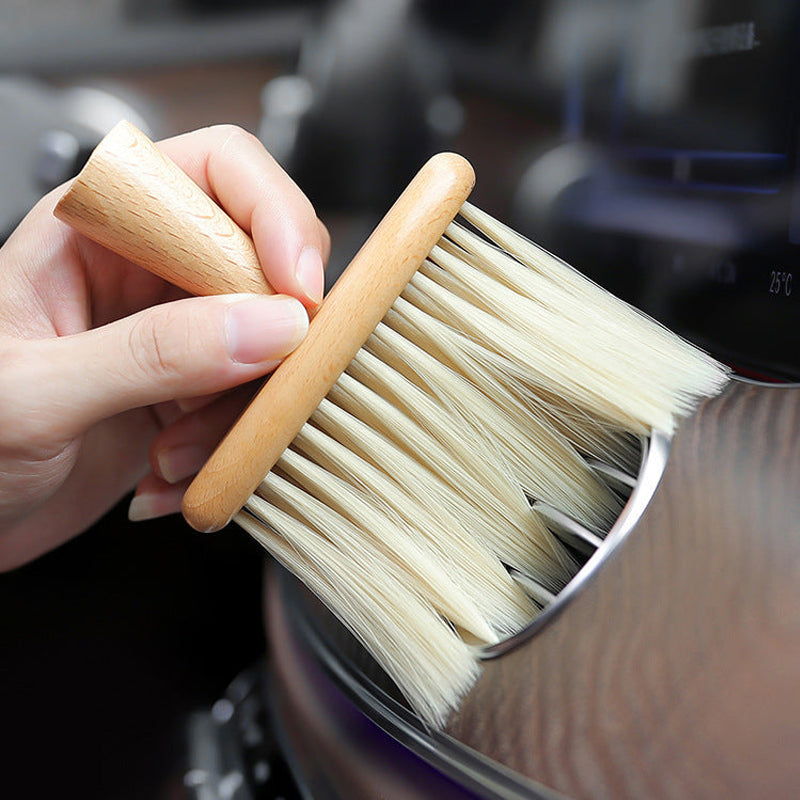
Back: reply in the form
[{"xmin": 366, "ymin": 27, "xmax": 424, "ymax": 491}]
[{"xmin": 127, "ymin": 309, "xmax": 189, "ymax": 384}]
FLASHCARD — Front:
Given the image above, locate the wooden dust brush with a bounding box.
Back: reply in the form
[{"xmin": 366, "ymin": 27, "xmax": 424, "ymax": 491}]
[{"xmin": 55, "ymin": 121, "xmax": 730, "ymax": 728}]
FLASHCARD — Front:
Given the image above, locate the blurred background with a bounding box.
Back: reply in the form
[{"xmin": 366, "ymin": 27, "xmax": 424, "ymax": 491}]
[{"xmin": 1, "ymin": 1, "xmax": 799, "ymax": 798}]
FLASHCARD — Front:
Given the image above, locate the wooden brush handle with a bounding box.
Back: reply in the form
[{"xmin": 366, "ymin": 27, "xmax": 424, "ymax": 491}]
[
  {"xmin": 55, "ymin": 120, "xmax": 272, "ymax": 296},
  {"xmin": 56, "ymin": 120, "xmax": 475, "ymax": 532},
  {"xmin": 183, "ymin": 148, "xmax": 475, "ymax": 531}
]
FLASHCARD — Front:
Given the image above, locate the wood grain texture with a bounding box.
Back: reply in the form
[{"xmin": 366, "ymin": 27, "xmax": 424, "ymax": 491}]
[
  {"xmin": 54, "ymin": 119, "xmax": 272, "ymax": 296},
  {"xmin": 181, "ymin": 150, "xmax": 475, "ymax": 531},
  {"xmin": 446, "ymin": 380, "xmax": 800, "ymax": 799}
]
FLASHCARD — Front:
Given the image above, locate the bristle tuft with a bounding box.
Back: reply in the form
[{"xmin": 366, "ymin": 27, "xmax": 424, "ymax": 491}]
[
  {"xmin": 237, "ymin": 504, "xmax": 481, "ymax": 728},
  {"xmin": 452, "ymin": 202, "xmax": 730, "ymax": 432}
]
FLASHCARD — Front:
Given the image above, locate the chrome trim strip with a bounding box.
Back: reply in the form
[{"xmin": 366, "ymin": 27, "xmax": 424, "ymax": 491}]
[{"xmin": 480, "ymin": 430, "xmax": 672, "ymax": 660}]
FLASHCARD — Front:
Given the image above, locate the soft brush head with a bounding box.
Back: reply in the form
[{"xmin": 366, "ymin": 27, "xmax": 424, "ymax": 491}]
[{"xmin": 242, "ymin": 203, "xmax": 730, "ymax": 729}]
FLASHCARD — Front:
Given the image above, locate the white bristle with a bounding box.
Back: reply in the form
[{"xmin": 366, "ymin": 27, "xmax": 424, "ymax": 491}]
[
  {"xmin": 237, "ymin": 202, "xmax": 730, "ymax": 728},
  {"xmin": 453, "ymin": 204, "xmax": 730, "ymax": 427},
  {"xmin": 406, "ymin": 267, "xmax": 673, "ymax": 435},
  {"xmin": 291, "ymin": 423, "xmax": 538, "ymax": 638},
  {"xmin": 365, "ymin": 322, "xmax": 623, "ymax": 533},
  {"xmin": 237, "ymin": 503, "xmax": 480, "ymax": 729},
  {"xmin": 383, "ymin": 299, "xmax": 640, "ymax": 472},
  {"xmin": 313, "ymin": 390, "xmax": 572, "ymax": 590},
  {"xmin": 274, "ymin": 446, "xmax": 498, "ymax": 643}
]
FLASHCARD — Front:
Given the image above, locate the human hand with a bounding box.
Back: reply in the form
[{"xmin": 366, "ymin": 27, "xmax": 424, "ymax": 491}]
[{"xmin": 0, "ymin": 125, "xmax": 329, "ymax": 571}]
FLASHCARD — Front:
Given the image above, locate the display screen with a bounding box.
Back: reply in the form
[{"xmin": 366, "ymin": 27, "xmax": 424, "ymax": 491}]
[{"xmin": 532, "ymin": 0, "xmax": 800, "ymax": 379}]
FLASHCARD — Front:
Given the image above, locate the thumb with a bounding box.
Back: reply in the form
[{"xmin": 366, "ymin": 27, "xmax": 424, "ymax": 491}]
[{"xmin": 34, "ymin": 293, "xmax": 308, "ymax": 437}]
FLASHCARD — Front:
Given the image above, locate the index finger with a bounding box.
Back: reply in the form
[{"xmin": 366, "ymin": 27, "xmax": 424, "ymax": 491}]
[{"xmin": 158, "ymin": 125, "xmax": 329, "ymax": 309}]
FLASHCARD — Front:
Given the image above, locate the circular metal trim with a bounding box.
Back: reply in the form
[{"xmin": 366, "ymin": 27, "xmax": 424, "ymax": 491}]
[{"xmin": 479, "ymin": 430, "xmax": 671, "ymax": 659}]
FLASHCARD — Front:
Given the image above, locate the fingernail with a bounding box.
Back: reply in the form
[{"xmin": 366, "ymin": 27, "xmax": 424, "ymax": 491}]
[
  {"xmin": 128, "ymin": 492, "xmax": 175, "ymax": 522},
  {"xmin": 295, "ymin": 246, "xmax": 324, "ymax": 306},
  {"xmin": 225, "ymin": 295, "xmax": 308, "ymax": 365},
  {"xmin": 157, "ymin": 445, "xmax": 209, "ymax": 484}
]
